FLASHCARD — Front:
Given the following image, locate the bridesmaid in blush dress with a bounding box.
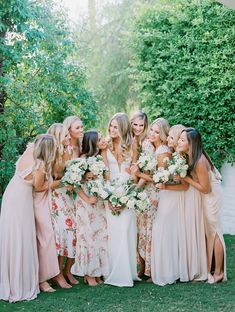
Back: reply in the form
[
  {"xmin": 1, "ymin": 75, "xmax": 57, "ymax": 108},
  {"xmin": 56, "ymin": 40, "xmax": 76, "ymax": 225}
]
[
  {"xmin": 150, "ymin": 119, "xmax": 188, "ymax": 286},
  {"xmin": 34, "ymin": 133, "xmax": 61, "ymax": 292},
  {"xmin": 178, "ymin": 128, "xmax": 226, "ymax": 284},
  {"xmin": 0, "ymin": 134, "xmax": 56, "ymax": 302},
  {"xmin": 103, "ymin": 113, "xmax": 140, "ymax": 287}
]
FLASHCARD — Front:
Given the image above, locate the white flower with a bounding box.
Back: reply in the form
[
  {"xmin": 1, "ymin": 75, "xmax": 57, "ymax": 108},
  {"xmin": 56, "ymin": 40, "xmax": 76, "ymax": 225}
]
[
  {"xmin": 120, "ymin": 196, "xmax": 129, "ymax": 204},
  {"xmin": 127, "ymin": 199, "xmax": 136, "ymax": 209}
]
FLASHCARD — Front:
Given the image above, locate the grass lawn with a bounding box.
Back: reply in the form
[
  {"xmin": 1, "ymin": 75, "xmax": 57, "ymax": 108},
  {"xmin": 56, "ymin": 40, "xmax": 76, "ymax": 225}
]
[{"xmin": 1, "ymin": 235, "xmax": 234, "ymax": 312}]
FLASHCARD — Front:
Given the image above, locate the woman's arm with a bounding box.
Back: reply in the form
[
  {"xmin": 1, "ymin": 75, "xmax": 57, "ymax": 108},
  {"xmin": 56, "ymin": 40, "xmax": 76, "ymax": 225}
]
[
  {"xmin": 131, "ymin": 138, "xmax": 139, "ymax": 165},
  {"xmin": 156, "ymin": 180, "xmax": 189, "ymax": 191},
  {"xmin": 101, "ymin": 149, "xmax": 110, "ymax": 180},
  {"xmin": 182, "ymin": 159, "xmax": 211, "ymax": 194},
  {"xmin": 157, "ymin": 152, "xmax": 171, "ymax": 168},
  {"xmin": 33, "ymin": 163, "xmax": 49, "ymax": 192}
]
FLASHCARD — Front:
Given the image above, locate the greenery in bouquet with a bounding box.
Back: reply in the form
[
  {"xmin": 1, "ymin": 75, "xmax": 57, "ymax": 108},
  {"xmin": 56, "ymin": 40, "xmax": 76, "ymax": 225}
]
[
  {"xmin": 137, "ymin": 150, "xmax": 157, "ymax": 174},
  {"xmin": 61, "ymin": 158, "xmax": 88, "ymax": 190}
]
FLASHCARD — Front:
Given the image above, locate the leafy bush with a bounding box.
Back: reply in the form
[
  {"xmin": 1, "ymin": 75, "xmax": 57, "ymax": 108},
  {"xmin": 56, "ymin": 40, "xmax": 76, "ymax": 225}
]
[
  {"xmin": 0, "ymin": 0, "xmax": 97, "ymax": 200},
  {"xmin": 131, "ymin": 0, "xmax": 235, "ymax": 168}
]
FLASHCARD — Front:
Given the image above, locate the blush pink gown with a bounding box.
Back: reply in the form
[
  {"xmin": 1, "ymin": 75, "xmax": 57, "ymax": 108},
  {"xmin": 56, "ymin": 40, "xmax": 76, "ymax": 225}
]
[{"xmin": 0, "ymin": 155, "xmax": 39, "ymax": 302}]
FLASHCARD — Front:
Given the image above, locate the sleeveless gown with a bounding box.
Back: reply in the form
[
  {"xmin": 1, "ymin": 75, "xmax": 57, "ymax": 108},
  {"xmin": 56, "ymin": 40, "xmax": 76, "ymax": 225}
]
[
  {"xmin": 151, "ymin": 145, "xmax": 181, "ymax": 286},
  {"xmin": 0, "ymin": 155, "xmax": 39, "ymax": 302},
  {"xmin": 34, "ymin": 190, "xmax": 60, "ymax": 283},
  {"xmin": 104, "ymin": 149, "xmax": 140, "ymax": 287},
  {"xmin": 202, "ymin": 170, "xmax": 227, "ymax": 280}
]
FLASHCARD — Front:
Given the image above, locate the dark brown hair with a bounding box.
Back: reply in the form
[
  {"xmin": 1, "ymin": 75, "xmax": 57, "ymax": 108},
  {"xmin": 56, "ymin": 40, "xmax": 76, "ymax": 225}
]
[
  {"xmin": 183, "ymin": 128, "xmax": 214, "ymax": 174},
  {"xmin": 82, "ymin": 130, "xmax": 99, "ymax": 157}
]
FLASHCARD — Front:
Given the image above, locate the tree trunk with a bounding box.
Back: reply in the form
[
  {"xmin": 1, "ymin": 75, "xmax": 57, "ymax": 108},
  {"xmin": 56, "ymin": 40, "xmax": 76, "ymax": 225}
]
[{"xmin": 88, "ymin": 0, "xmax": 97, "ymax": 33}]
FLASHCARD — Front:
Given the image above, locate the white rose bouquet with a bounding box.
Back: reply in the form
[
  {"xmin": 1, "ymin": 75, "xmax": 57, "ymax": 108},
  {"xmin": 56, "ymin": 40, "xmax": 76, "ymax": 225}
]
[
  {"xmin": 137, "ymin": 150, "xmax": 156, "ymax": 173},
  {"xmin": 102, "ymin": 179, "xmax": 131, "ymax": 215},
  {"xmin": 86, "ymin": 179, "xmax": 110, "ymax": 199},
  {"xmin": 86, "ymin": 155, "xmax": 109, "ymax": 177},
  {"xmin": 167, "ymin": 152, "xmax": 188, "ymax": 178},
  {"xmin": 153, "ymin": 167, "xmax": 171, "ymax": 184},
  {"xmin": 61, "ymin": 158, "xmax": 88, "ymax": 189},
  {"xmin": 126, "ymin": 188, "xmax": 151, "ymax": 215}
]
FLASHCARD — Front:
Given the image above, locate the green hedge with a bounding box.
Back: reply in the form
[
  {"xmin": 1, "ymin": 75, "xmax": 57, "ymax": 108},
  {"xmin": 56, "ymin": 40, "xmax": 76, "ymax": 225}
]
[{"xmin": 131, "ymin": 0, "xmax": 235, "ymax": 168}]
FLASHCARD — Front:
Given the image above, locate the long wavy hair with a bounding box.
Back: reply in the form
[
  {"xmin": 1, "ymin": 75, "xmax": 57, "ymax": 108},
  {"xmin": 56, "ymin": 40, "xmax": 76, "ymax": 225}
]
[
  {"xmin": 182, "ymin": 128, "xmax": 214, "ymax": 174},
  {"xmin": 107, "ymin": 112, "xmax": 132, "ymax": 160},
  {"xmin": 82, "ymin": 130, "xmax": 99, "ymax": 157},
  {"xmin": 151, "ymin": 117, "xmax": 170, "ymax": 145},
  {"xmin": 47, "ymin": 123, "xmax": 68, "ymax": 172},
  {"xmin": 169, "ymin": 124, "xmax": 186, "ymax": 151},
  {"xmin": 130, "ymin": 111, "xmax": 148, "ymax": 146},
  {"xmin": 33, "ymin": 134, "xmax": 56, "ymax": 182}
]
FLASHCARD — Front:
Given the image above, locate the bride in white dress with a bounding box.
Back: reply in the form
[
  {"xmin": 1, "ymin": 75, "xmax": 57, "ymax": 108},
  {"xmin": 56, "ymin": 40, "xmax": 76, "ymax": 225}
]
[{"xmin": 102, "ymin": 113, "xmax": 140, "ymax": 287}]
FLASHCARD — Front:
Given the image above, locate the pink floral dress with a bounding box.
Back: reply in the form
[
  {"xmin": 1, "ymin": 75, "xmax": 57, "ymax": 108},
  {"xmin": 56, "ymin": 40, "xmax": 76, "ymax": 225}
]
[
  {"xmin": 50, "ymin": 188, "xmax": 77, "ymax": 258},
  {"xmin": 71, "ymin": 181, "xmax": 109, "ymax": 277},
  {"xmin": 137, "ymin": 139, "xmax": 158, "ymax": 276}
]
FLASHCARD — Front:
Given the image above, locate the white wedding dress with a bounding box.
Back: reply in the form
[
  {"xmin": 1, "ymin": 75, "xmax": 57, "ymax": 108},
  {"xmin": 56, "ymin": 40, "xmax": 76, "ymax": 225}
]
[{"xmin": 104, "ymin": 149, "xmax": 140, "ymax": 287}]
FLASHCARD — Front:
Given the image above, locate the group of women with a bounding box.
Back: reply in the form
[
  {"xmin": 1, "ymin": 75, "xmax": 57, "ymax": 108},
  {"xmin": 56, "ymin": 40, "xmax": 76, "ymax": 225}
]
[{"xmin": 0, "ymin": 112, "xmax": 226, "ymax": 303}]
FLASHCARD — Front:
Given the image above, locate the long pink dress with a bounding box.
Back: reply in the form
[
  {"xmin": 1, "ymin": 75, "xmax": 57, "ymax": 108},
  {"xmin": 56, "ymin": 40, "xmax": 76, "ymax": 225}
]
[
  {"xmin": 0, "ymin": 156, "xmax": 39, "ymax": 302},
  {"xmin": 151, "ymin": 145, "xmax": 181, "ymax": 286},
  {"xmin": 34, "ymin": 190, "xmax": 60, "ymax": 283}
]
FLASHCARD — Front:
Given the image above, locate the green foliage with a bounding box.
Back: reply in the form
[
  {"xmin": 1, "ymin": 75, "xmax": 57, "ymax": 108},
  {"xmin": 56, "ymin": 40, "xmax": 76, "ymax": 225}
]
[
  {"xmin": 131, "ymin": 0, "xmax": 235, "ymax": 168},
  {"xmin": 0, "ymin": 0, "xmax": 98, "ymax": 199},
  {"xmin": 75, "ymin": 0, "xmax": 144, "ymax": 130}
]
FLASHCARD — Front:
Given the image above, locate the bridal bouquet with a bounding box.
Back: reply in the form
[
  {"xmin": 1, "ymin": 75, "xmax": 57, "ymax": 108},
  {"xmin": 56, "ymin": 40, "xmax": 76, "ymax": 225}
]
[
  {"xmin": 153, "ymin": 167, "xmax": 171, "ymax": 184},
  {"xmin": 103, "ymin": 179, "xmax": 130, "ymax": 215},
  {"xmin": 137, "ymin": 150, "xmax": 156, "ymax": 173},
  {"xmin": 167, "ymin": 152, "xmax": 188, "ymax": 178},
  {"xmin": 86, "ymin": 179, "xmax": 109, "ymax": 199},
  {"xmin": 103, "ymin": 179, "xmax": 151, "ymax": 216},
  {"xmin": 61, "ymin": 158, "xmax": 88, "ymax": 189},
  {"xmin": 125, "ymin": 188, "xmax": 151, "ymax": 215},
  {"xmin": 86, "ymin": 155, "xmax": 109, "ymax": 177}
]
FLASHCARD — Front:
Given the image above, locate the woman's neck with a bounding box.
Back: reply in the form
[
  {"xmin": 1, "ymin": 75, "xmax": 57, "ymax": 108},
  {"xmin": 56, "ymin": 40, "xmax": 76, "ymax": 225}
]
[
  {"xmin": 112, "ymin": 137, "xmax": 121, "ymax": 147},
  {"xmin": 71, "ymin": 137, "xmax": 79, "ymax": 147},
  {"xmin": 153, "ymin": 141, "xmax": 161, "ymax": 150}
]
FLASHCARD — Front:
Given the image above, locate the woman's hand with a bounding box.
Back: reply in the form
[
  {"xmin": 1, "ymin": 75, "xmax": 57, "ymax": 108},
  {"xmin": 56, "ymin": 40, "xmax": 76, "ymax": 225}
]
[
  {"xmin": 85, "ymin": 172, "xmax": 95, "ymax": 181},
  {"xmin": 65, "ymin": 185, "xmax": 74, "ymax": 191},
  {"xmin": 155, "ymin": 183, "xmax": 166, "ymax": 190},
  {"xmin": 88, "ymin": 196, "xmax": 97, "ymax": 205}
]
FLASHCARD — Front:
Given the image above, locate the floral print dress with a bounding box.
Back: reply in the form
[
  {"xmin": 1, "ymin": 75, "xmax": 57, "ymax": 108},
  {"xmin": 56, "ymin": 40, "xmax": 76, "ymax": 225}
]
[
  {"xmin": 71, "ymin": 181, "xmax": 109, "ymax": 277},
  {"xmin": 137, "ymin": 139, "xmax": 158, "ymax": 277},
  {"xmin": 50, "ymin": 188, "xmax": 77, "ymax": 258}
]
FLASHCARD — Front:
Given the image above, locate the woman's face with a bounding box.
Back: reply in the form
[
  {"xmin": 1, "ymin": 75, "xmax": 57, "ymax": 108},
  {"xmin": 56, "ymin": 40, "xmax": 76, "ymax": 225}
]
[
  {"xmin": 131, "ymin": 117, "xmax": 145, "ymax": 137},
  {"xmin": 97, "ymin": 134, "xmax": 107, "ymax": 150},
  {"xmin": 109, "ymin": 119, "xmax": 119, "ymax": 139},
  {"xmin": 167, "ymin": 130, "xmax": 174, "ymax": 149},
  {"xmin": 148, "ymin": 123, "xmax": 161, "ymax": 145},
  {"xmin": 62, "ymin": 130, "xmax": 71, "ymax": 147},
  {"xmin": 178, "ymin": 131, "xmax": 189, "ymax": 153},
  {"xmin": 69, "ymin": 120, "xmax": 84, "ymax": 140}
]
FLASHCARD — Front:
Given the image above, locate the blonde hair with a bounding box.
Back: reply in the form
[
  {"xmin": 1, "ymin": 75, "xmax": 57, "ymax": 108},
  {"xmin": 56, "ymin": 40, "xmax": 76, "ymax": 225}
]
[
  {"xmin": 108, "ymin": 112, "xmax": 132, "ymax": 160},
  {"xmin": 169, "ymin": 124, "xmax": 186, "ymax": 150},
  {"xmin": 151, "ymin": 118, "xmax": 170, "ymax": 144},
  {"xmin": 33, "ymin": 134, "xmax": 56, "ymax": 182},
  {"xmin": 130, "ymin": 111, "xmax": 148, "ymax": 145},
  {"xmin": 63, "ymin": 116, "xmax": 82, "ymax": 150},
  {"xmin": 63, "ymin": 116, "xmax": 82, "ymax": 131},
  {"xmin": 47, "ymin": 123, "xmax": 68, "ymax": 172}
]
